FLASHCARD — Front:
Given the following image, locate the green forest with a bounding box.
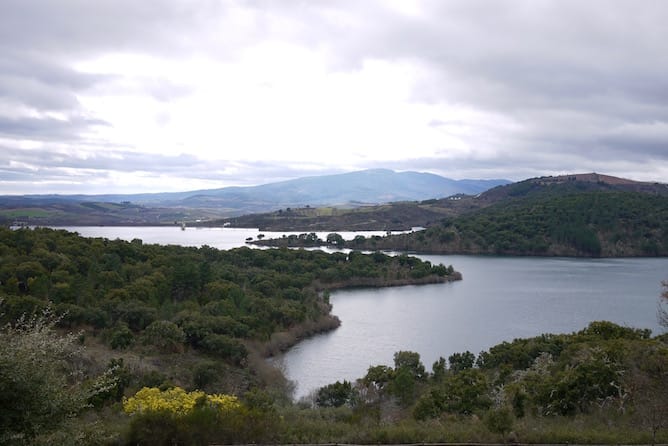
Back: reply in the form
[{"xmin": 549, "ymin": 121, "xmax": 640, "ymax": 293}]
[
  {"xmin": 1, "ymin": 227, "xmax": 667, "ymax": 445},
  {"xmin": 348, "ymin": 191, "xmax": 668, "ymax": 257}
]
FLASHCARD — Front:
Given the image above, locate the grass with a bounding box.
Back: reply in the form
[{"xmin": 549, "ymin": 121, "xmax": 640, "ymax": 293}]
[
  {"xmin": 0, "ymin": 208, "xmax": 59, "ymax": 218},
  {"xmin": 273, "ymin": 408, "xmax": 668, "ymax": 444}
]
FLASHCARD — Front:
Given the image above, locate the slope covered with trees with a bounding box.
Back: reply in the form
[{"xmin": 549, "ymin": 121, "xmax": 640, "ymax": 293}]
[
  {"xmin": 338, "ymin": 191, "xmax": 668, "ymax": 257},
  {"xmin": 0, "ymin": 227, "xmax": 457, "ymax": 358}
]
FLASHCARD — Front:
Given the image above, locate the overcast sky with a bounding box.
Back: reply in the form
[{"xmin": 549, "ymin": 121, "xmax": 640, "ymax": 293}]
[{"xmin": 1, "ymin": 0, "xmax": 667, "ymax": 195}]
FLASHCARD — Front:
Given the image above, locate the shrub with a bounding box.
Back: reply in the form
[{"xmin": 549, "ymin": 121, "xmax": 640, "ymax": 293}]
[
  {"xmin": 200, "ymin": 333, "xmax": 247, "ymax": 365},
  {"xmin": 109, "ymin": 323, "xmax": 134, "ymax": 349},
  {"xmin": 142, "ymin": 320, "xmax": 185, "ymax": 353},
  {"xmin": 123, "ymin": 387, "xmax": 245, "ymax": 445},
  {"xmin": 316, "ymin": 381, "xmax": 358, "ymax": 408},
  {"xmin": 192, "ymin": 360, "xmax": 221, "ymax": 390},
  {"xmin": 484, "ymin": 406, "xmax": 515, "ymax": 440},
  {"xmin": 0, "ymin": 305, "xmax": 111, "ymax": 444},
  {"xmin": 123, "ymin": 387, "xmax": 241, "ymax": 416}
]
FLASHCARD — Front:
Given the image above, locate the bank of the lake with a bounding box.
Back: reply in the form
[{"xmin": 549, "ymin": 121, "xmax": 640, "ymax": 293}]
[{"xmin": 275, "ymin": 255, "xmax": 668, "ymax": 399}]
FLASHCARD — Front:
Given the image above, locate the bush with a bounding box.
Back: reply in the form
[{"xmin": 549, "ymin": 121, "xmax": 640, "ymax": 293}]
[
  {"xmin": 142, "ymin": 320, "xmax": 185, "ymax": 353},
  {"xmin": 200, "ymin": 334, "xmax": 247, "ymax": 365},
  {"xmin": 109, "ymin": 323, "xmax": 134, "ymax": 349},
  {"xmin": 192, "ymin": 360, "xmax": 221, "ymax": 390},
  {"xmin": 316, "ymin": 381, "xmax": 358, "ymax": 408},
  {"xmin": 0, "ymin": 306, "xmax": 110, "ymax": 444},
  {"xmin": 484, "ymin": 407, "xmax": 515, "ymax": 440},
  {"xmin": 123, "ymin": 387, "xmax": 245, "ymax": 445}
]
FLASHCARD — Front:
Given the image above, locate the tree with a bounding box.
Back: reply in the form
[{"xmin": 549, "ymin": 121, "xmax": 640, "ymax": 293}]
[
  {"xmin": 393, "ymin": 350, "xmax": 426, "ymax": 380},
  {"xmin": 326, "ymin": 233, "xmax": 345, "ymax": 247},
  {"xmin": 449, "ymin": 351, "xmax": 476, "ymax": 372},
  {"xmin": 315, "ymin": 380, "xmax": 357, "ymax": 407},
  {"xmin": 432, "ymin": 357, "xmax": 447, "ymax": 381},
  {"xmin": 362, "ymin": 365, "xmax": 394, "ymax": 393},
  {"xmin": 390, "ymin": 367, "xmax": 417, "ymax": 406},
  {"xmin": 441, "ymin": 369, "xmax": 491, "ymax": 415},
  {"xmin": 484, "ymin": 407, "xmax": 515, "ymax": 442},
  {"xmin": 142, "ymin": 320, "xmax": 186, "ymax": 353}
]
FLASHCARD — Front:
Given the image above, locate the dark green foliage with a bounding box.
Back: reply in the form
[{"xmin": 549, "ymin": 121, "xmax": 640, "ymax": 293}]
[
  {"xmin": 414, "ymin": 369, "xmax": 491, "ymax": 418},
  {"xmin": 0, "ymin": 227, "xmax": 442, "ymax": 361},
  {"xmin": 142, "ymin": 320, "xmax": 186, "ymax": 353},
  {"xmin": 577, "ymin": 320, "xmax": 651, "ymax": 341},
  {"xmin": 316, "ymin": 380, "xmax": 357, "ymax": 407},
  {"xmin": 109, "ymin": 323, "xmax": 134, "ymax": 349},
  {"xmin": 0, "ymin": 295, "xmax": 46, "ymax": 322},
  {"xmin": 477, "ymin": 333, "xmax": 568, "ymax": 370},
  {"xmin": 390, "ymin": 367, "xmax": 417, "ymax": 407},
  {"xmin": 192, "ymin": 360, "xmax": 221, "ymax": 390},
  {"xmin": 388, "ymin": 191, "xmax": 668, "ymax": 256},
  {"xmin": 484, "ymin": 406, "xmax": 515, "ymax": 440},
  {"xmin": 200, "ymin": 334, "xmax": 248, "ymax": 365},
  {"xmin": 326, "ymin": 233, "xmax": 345, "ymax": 247},
  {"xmin": 449, "ymin": 350, "xmax": 476, "ymax": 372},
  {"xmin": 362, "ymin": 365, "xmax": 394, "ymax": 392},
  {"xmin": 393, "ymin": 350, "xmax": 426, "ymax": 380},
  {"xmin": 431, "ymin": 356, "xmax": 447, "ymax": 381}
]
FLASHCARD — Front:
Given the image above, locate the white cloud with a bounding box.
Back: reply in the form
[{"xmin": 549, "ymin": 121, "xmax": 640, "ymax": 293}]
[{"xmin": 1, "ymin": 0, "xmax": 667, "ymax": 194}]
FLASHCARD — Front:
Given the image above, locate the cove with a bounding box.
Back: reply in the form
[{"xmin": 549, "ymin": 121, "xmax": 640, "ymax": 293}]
[{"xmin": 274, "ymin": 255, "xmax": 668, "ymax": 399}]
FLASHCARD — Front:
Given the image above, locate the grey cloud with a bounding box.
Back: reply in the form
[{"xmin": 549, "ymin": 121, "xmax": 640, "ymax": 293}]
[
  {"xmin": 0, "ymin": 0, "xmax": 257, "ymax": 62},
  {"xmin": 0, "ymin": 155, "xmax": 316, "ymax": 191},
  {"xmin": 0, "ymin": 51, "xmax": 111, "ymax": 111},
  {"xmin": 1, "ymin": 0, "xmax": 667, "ymax": 193},
  {"xmin": 1, "ymin": 146, "xmax": 345, "ymax": 191},
  {"xmin": 269, "ymin": 0, "xmax": 668, "ymax": 170},
  {"xmin": 0, "ymin": 115, "xmax": 108, "ymax": 141},
  {"xmin": 3, "ymin": 148, "xmax": 199, "ymax": 173}
]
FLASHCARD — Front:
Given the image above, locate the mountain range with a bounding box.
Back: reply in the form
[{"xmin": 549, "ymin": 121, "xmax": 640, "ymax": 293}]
[{"xmin": 0, "ymin": 169, "xmax": 510, "ymax": 225}]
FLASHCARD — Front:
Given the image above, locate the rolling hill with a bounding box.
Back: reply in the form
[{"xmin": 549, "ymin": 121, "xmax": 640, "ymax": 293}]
[
  {"xmin": 0, "ymin": 169, "xmax": 509, "ymax": 225},
  {"xmin": 252, "ymin": 173, "xmax": 668, "ymax": 257}
]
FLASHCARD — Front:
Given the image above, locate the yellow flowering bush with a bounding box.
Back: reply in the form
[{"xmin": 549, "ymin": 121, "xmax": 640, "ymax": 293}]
[{"xmin": 123, "ymin": 386, "xmax": 241, "ymax": 416}]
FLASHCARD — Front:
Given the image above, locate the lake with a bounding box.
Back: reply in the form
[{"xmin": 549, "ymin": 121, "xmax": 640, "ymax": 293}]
[
  {"xmin": 51, "ymin": 227, "xmax": 668, "ymax": 400},
  {"xmin": 52, "ymin": 226, "xmax": 397, "ymax": 251},
  {"xmin": 274, "ymin": 255, "xmax": 668, "ymax": 399}
]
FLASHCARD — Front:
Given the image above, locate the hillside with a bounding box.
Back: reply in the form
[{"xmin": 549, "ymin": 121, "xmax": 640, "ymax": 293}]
[
  {"xmin": 478, "ymin": 172, "xmax": 668, "ymax": 203},
  {"xmin": 179, "ymin": 169, "xmax": 508, "ymax": 209},
  {"xmin": 0, "ymin": 169, "xmax": 509, "ymax": 226},
  {"xmin": 218, "ymin": 199, "xmax": 480, "ymax": 231},
  {"xmin": 347, "ymin": 190, "xmax": 668, "ymax": 257},
  {"xmin": 252, "ymin": 174, "xmax": 668, "ymax": 257}
]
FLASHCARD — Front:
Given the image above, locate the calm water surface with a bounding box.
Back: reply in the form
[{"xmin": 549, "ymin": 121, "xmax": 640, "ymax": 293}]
[
  {"xmin": 275, "ymin": 255, "xmax": 668, "ymax": 399},
  {"xmin": 51, "ymin": 227, "xmax": 668, "ymax": 400},
  {"xmin": 54, "ymin": 226, "xmax": 395, "ymax": 251}
]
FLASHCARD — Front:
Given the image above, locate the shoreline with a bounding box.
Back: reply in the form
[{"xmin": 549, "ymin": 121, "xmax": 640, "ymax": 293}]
[{"xmin": 254, "ymin": 271, "xmax": 462, "ymax": 359}]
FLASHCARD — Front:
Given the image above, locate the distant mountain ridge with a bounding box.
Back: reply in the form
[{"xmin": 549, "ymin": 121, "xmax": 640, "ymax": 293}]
[
  {"xmin": 228, "ymin": 171, "xmax": 668, "ymax": 232},
  {"xmin": 0, "ymin": 169, "xmax": 510, "ymax": 225},
  {"xmin": 4, "ymin": 169, "xmax": 510, "ymax": 207}
]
